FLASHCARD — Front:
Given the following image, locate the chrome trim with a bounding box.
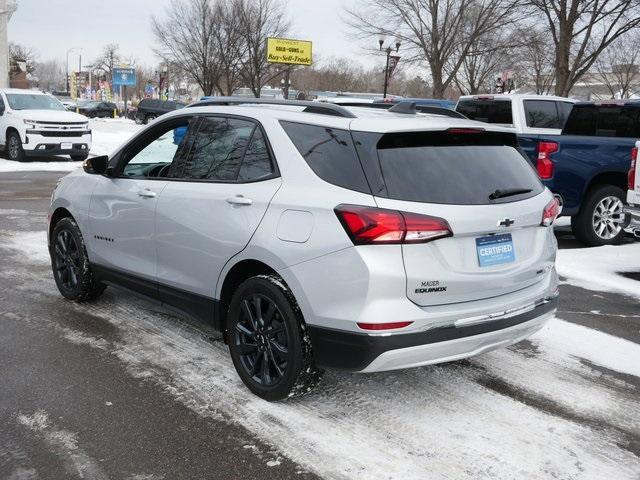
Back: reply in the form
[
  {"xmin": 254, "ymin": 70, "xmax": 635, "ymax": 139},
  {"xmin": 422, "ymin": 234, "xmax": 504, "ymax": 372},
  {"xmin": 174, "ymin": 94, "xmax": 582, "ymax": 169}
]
[{"xmin": 454, "ymin": 293, "xmax": 559, "ymax": 328}]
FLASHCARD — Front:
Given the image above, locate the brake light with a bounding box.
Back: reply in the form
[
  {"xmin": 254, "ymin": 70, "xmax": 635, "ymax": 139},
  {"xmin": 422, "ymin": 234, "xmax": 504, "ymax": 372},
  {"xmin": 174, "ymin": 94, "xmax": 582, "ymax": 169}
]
[
  {"xmin": 474, "ymin": 95, "xmax": 494, "ymax": 100},
  {"xmin": 334, "ymin": 205, "xmax": 452, "ymax": 245},
  {"xmin": 357, "ymin": 321, "xmax": 413, "ymax": 331},
  {"xmin": 629, "ymin": 146, "xmax": 637, "ymax": 190},
  {"xmin": 537, "ymin": 141, "xmax": 558, "ymax": 179},
  {"xmin": 541, "ymin": 198, "xmax": 560, "ymax": 226},
  {"xmin": 447, "ymin": 127, "xmax": 484, "ymax": 134}
]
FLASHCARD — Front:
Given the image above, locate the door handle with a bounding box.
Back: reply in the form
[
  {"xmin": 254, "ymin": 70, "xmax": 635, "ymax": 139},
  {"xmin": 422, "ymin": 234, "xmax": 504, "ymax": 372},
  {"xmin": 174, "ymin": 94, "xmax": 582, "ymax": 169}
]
[
  {"xmin": 137, "ymin": 189, "xmax": 157, "ymax": 198},
  {"xmin": 226, "ymin": 195, "xmax": 252, "ymax": 206}
]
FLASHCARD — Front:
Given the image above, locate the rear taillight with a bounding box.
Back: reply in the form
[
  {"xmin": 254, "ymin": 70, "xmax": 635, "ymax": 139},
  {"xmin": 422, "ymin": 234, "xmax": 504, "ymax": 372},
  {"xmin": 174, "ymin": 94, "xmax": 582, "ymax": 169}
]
[
  {"xmin": 357, "ymin": 321, "xmax": 413, "ymax": 331},
  {"xmin": 541, "ymin": 198, "xmax": 560, "ymax": 226},
  {"xmin": 334, "ymin": 205, "xmax": 452, "ymax": 245},
  {"xmin": 537, "ymin": 141, "xmax": 558, "ymax": 179},
  {"xmin": 629, "ymin": 146, "xmax": 637, "ymax": 190}
]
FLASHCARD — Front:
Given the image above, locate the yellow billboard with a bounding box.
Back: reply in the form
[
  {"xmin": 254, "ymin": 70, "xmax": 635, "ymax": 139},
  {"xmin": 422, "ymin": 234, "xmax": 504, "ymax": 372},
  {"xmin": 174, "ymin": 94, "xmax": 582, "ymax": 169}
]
[{"xmin": 266, "ymin": 37, "xmax": 313, "ymax": 66}]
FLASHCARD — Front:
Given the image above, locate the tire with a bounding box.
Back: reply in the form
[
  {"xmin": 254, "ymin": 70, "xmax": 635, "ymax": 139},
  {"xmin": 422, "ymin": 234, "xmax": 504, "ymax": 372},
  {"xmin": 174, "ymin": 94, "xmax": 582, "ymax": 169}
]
[
  {"xmin": 50, "ymin": 217, "xmax": 106, "ymax": 302},
  {"xmin": 70, "ymin": 154, "xmax": 89, "ymax": 162},
  {"xmin": 144, "ymin": 114, "xmax": 157, "ymax": 124},
  {"xmin": 6, "ymin": 130, "xmax": 25, "ymax": 162},
  {"xmin": 571, "ymin": 185, "xmax": 626, "ymax": 246},
  {"xmin": 227, "ymin": 275, "xmax": 323, "ymax": 401}
]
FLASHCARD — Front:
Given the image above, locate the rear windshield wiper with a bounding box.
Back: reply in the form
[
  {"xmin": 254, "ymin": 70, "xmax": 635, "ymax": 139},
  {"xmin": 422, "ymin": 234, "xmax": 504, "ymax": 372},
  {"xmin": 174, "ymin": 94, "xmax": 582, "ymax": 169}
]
[{"xmin": 489, "ymin": 188, "xmax": 532, "ymax": 200}]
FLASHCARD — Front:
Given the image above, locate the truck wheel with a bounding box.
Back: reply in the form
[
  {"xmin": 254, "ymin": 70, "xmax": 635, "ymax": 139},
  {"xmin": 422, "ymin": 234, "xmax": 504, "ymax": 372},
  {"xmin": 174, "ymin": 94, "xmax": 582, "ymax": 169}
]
[
  {"xmin": 571, "ymin": 185, "xmax": 626, "ymax": 246},
  {"xmin": 6, "ymin": 131, "xmax": 25, "ymax": 162},
  {"xmin": 50, "ymin": 217, "xmax": 106, "ymax": 302},
  {"xmin": 227, "ymin": 275, "xmax": 323, "ymax": 401}
]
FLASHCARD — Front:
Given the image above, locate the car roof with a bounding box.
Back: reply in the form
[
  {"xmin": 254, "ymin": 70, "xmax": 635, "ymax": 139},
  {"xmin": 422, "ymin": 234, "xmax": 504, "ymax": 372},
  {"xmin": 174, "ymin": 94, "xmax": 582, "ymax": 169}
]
[
  {"xmin": 173, "ymin": 102, "xmax": 511, "ymax": 134},
  {"xmin": 457, "ymin": 93, "xmax": 577, "ymax": 103}
]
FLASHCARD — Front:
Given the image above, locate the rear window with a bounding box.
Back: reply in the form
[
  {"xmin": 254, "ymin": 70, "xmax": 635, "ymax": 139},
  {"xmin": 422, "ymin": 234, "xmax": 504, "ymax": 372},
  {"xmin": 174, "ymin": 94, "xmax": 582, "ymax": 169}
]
[
  {"xmin": 563, "ymin": 104, "xmax": 640, "ymax": 137},
  {"xmin": 353, "ymin": 131, "xmax": 543, "ymax": 205},
  {"xmin": 455, "ymin": 99, "xmax": 512, "ymax": 124},
  {"xmin": 280, "ymin": 121, "xmax": 370, "ymax": 193}
]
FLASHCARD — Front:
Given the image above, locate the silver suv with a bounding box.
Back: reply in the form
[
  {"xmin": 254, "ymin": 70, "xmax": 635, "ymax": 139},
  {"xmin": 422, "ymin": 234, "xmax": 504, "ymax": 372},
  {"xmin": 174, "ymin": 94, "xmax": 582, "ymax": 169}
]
[{"xmin": 48, "ymin": 98, "xmax": 559, "ymax": 400}]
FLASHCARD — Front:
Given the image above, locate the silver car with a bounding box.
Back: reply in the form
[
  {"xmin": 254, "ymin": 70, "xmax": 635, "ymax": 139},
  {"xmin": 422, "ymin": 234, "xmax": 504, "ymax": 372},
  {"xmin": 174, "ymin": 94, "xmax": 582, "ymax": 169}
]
[{"xmin": 48, "ymin": 98, "xmax": 559, "ymax": 400}]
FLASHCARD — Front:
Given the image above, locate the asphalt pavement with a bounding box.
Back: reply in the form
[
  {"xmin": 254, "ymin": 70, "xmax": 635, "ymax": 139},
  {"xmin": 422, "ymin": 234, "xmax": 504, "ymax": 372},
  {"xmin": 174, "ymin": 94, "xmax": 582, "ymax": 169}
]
[{"xmin": 0, "ymin": 170, "xmax": 638, "ymax": 479}]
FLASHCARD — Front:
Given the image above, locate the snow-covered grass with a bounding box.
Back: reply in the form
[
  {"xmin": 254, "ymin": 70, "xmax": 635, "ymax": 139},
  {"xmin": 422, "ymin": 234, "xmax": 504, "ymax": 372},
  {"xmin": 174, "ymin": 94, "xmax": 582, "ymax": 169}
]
[
  {"xmin": 0, "ymin": 118, "xmax": 142, "ymax": 173},
  {"xmin": 2, "ymin": 226, "xmax": 640, "ymax": 480}
]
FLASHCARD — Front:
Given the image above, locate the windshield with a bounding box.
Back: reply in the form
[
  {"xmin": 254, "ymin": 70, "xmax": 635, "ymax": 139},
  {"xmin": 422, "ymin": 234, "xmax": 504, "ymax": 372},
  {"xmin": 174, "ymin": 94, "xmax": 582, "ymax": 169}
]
[{"xmin": 6, "ymin": 94, "xmax": 66, "ymax": 111}]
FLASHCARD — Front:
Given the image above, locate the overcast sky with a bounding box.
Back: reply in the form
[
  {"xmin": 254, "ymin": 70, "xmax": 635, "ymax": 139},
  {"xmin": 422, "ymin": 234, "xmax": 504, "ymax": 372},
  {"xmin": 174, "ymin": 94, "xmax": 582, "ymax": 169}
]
[{"xmin": 8, "ymin": 0, "xmax": 378, "ymax": 70}]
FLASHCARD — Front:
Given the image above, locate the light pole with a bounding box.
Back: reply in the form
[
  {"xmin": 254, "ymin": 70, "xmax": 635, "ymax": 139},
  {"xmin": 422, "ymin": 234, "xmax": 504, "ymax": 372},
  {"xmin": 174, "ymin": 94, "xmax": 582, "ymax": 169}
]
[
  {"xmin": 65, "ymin": 47, "xmax": 81, "ymax": 93},
  {"xmin": 378, "ymin": 37, "xmax": 401, "ymax": 99}
]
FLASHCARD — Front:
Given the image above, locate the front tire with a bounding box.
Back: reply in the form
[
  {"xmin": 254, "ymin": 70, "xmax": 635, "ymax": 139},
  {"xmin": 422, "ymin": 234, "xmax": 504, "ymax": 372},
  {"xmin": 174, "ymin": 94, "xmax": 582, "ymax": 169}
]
[
  {"xmin": 571, "ymin": 185, "xmax": 626, "ymax": 246},
  {"xmin": 6, "ymin": 131, "xmax": 25, "ymax": 162},
  {"xmin": 50, "ymin": 217, "xmax": 106, "ymax": 302},
  {"xmin": 227, "ymin": 275, "xmax": 323, "ymax": 401}
]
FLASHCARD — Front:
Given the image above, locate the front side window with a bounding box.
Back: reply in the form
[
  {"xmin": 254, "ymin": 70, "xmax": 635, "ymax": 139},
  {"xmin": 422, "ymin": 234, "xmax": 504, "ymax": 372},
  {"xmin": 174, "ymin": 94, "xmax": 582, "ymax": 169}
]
[
  {"xmin": 181, "ymin": 117, "xmax": 255, "ymax": 181},
  {"xmin": 121, "ymin": 117, "xmax": 195, "ymax": 178},
  {"xmin": 6, "ymin": 94, "xmax": 66, "ymax": 111}
]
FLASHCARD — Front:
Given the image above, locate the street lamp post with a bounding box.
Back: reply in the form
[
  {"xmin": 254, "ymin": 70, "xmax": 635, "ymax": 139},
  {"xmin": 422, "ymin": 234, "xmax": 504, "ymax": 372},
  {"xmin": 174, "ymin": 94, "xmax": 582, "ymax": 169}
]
[
  {"xmin": 378, "ymin": 37, "xmax": 401, "ymax": 99},
  {"xmin": 65, "ymin": 47, "xmax": 81, "ymax": 94}
]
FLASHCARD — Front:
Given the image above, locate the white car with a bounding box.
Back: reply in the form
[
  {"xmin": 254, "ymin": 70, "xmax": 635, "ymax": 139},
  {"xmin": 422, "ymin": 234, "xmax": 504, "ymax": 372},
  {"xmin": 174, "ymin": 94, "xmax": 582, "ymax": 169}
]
[
  {"xmin": 0, "ymin": 88, "xmax": 91, "ymax": 162},
  {"xmin": 48, "ymin": 98, "xmax": 559, "ymax": 400},
  {"xmin": 625, "ymin": 140, "xmax": 640, "ymax": 235}
]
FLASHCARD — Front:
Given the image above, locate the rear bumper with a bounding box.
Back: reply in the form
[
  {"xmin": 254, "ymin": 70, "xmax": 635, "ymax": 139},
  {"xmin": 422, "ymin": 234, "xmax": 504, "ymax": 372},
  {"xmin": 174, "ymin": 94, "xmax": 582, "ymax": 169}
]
[{"xmin": 307, "ymin": 296, "xmax": 557, "ymax": 372}]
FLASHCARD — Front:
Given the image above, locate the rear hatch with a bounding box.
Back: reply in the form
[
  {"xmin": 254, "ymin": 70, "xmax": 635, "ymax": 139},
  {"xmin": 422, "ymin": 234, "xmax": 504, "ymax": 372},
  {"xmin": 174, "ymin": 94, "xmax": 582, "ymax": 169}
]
[{"xmin": 353, "ymin": 128, "xmax": 554, "ymax": 307}]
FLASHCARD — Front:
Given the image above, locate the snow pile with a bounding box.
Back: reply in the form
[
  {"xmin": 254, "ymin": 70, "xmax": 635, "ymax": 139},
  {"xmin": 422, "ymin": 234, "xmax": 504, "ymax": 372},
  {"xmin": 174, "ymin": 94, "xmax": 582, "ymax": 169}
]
[
  {"xmin": 0, "ymin": 118, "xmax": 142, "ymax": 173},
  {"xmin": 557, "ymin": 242, "xmax": 640, "ymax": 299}
]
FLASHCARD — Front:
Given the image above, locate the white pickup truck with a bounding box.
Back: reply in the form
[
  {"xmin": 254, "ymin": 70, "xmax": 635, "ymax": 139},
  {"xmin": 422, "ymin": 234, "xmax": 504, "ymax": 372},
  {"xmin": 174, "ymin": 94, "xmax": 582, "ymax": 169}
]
[
  {"xmin": 625, "ymin": 141, "xmax": 640, "ymax": 235},
  {"xmin": 0, "ymin": 88, "xmax": 91, "ymax": 162}
]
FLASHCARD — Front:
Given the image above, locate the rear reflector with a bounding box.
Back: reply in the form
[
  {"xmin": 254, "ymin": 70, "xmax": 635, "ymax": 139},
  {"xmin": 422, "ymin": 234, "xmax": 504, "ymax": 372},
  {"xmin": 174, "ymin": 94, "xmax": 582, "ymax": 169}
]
[
  {"xmin": 629, "ymin": 146, "xmax": 637, "ymax": 190},
  {"xmin": 357, "ymin": 321, "xmax": 413, "ymax": 331},
  {"xmin": 541, "ymin": 198, "xmax": 560, "ymax": 226},
  {"xmin": 537, "ymin": 141, "xmax": 558, "ymax": 179},
  {"xmin": 335, "ymin": 205, "xmax": 452, "ymax": 245}
]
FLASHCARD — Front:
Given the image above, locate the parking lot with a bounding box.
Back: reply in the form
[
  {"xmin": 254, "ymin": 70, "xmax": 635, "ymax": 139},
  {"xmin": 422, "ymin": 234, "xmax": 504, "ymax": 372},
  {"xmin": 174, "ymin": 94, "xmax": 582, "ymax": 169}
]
[{"xmin": 0, "ymin": 163, "xmax": 639, "ymax": 479}]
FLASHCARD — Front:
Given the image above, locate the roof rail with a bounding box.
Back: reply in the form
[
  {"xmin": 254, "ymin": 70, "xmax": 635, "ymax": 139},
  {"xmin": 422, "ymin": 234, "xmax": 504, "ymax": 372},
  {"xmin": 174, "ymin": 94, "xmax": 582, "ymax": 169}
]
[
  {"xmin": 388, "ymin": 101, "xmax": 417, "ymax": 114},
  {"xmin": 187, "ymin": 96, "xmax": 357, "ymax": 118}
]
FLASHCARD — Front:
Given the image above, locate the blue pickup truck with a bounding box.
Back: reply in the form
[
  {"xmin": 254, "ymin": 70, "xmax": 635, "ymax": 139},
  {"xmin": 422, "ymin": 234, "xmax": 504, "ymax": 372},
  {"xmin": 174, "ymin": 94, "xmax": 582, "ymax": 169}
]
[{"xmin": 522, "ymin": 101, "xmax": 635, "ymax": 246}]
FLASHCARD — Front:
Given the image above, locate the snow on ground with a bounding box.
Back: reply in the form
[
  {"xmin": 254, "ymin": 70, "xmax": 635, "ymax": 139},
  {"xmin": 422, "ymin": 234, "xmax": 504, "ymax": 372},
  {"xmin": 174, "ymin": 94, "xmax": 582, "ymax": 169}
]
[
  {"xmin": 2, "ymin": 227, "xmax": 639, "ymax": 480},
  {"xmin": 557, "ymin": 242, "xmax": 640, "ymax": 300},
  {"xmin": 0, "ymin": 118, "xmax": 142, "ymax": 173}
]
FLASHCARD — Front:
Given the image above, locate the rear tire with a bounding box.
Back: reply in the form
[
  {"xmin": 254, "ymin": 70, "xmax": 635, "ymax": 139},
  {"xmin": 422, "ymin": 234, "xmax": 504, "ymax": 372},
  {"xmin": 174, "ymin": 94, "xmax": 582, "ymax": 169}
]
[
  {"xmin": 50, "ymin": 217, "xmax": 106, "ymax": 302},
  {"xmin": 6, "ymin": 131, "xmax": 25, "ymax": 162},
  {"xmin": 227, "ymin": 275, "xmax": 323, "ymax": 401},
  {"xmin": 571, "ymin": 185, "xmax": 626, "ymax": 246}
]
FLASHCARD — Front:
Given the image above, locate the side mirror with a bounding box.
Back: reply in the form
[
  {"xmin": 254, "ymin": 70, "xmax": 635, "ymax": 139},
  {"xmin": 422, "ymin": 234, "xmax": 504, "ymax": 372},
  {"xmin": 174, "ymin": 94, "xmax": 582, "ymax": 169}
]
[{"xmin": 83, "ymin": 155, "xmax": 109, "ymax": 175}]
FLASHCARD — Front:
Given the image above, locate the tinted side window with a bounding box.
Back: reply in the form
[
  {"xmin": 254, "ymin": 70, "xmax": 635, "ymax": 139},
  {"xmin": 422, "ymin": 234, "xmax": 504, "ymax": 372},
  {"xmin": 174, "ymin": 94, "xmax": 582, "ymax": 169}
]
[
  {"xmin": 563, "ymin": 106, "xmax": 596, "ymax": 135},
  {"xmin": 182, "ymin": 117, "xmax": 254, "ymax": 181},
  {"xmin": 280, "ymin": 121, "xmax": 370, "ymax": 193},
  {"xmin": 563, "ymin": 105, "xmax": 640, "ymax": 137},
  {"xmin": 238, "ymin": 128, "xmax": 274, "ymax": 181},
  {"xmin": 455, "ymin": 100, "xmax": 513, "ymax": 124},
  {"xmin": 558, "ymin": 102, "xmax": 574, "ymax": 126},
  {"xmin": 524, "ymin": 100, "xmax": 562, "ymax": 128}
]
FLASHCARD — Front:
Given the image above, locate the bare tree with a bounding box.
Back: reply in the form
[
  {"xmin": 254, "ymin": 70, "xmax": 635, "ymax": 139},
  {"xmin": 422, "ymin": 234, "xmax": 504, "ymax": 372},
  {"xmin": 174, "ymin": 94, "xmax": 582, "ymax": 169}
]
[
  {"xmin": 34, "ymin": 59, "xmax": 65, "ymax": 91},
  {"xmin": 93, "ymin": 44, "xmax": 121, "ymax": 84},
  {"xmin": 236, "ymin": 0, "xmax": 290, "ymax": 97},
  {"xmin": 152, "ymin": 0, "xmax": 220, "ymax": 96},
  {"xmin": 212, "ymin": 0, "xmax": 246, "ymax": 95},
  {"xmin": 527, "ymin": 0, "xmax": 640, "ymax": 97},
  {"xmin": 512, "ymin": 27, "xmax": 556, "ymax": 94},
  {"xmin": 345, "ymin": 0, "xmax": 522, "ymax": 98},
  {"xmin": 593, "ymin": 34, "xmax": 640, "ymax": 98},
  {"xmin": 9, "ymin": 42, "xmax": 37, "ymax": 74},
  {"xmin": 453, "ymin": 35, "xmax": 514, "ymax": 95}
]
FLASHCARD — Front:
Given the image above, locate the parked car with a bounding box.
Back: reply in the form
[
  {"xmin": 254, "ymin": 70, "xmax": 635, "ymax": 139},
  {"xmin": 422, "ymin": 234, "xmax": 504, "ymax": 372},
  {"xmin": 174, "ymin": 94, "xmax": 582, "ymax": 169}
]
[
  {"xmin": 624, "ymin": 141, "xmax": 640, "ymax": 237},
  {"xmin": 0, "ymin": 88, "xmax": 91, "ymax": 162},
  {"xmin": 455, "ymin": 94, "xmax": 576, "ymax": 134},
  {"xmin": 48, "ymin": 98, "xmax": 559, "ymax": 400},
  {"xmin": 77, "ymin": 100, "xmax": 116, "ymax": 118},
  {"xmin": 134, "ymin": 98, "xmax": 186, "ymax": 124},
  {"xmin": 521, "ymin": 100, "xmax": 638, "ymax": 246}
]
